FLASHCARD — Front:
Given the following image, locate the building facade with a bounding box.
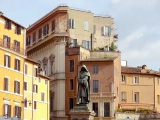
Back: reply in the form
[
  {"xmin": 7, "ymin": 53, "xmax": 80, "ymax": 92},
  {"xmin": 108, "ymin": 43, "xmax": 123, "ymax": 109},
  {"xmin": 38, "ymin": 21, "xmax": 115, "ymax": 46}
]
[
  {"xmin": 0, "ymin": 12, "xmax": 26, "ymax": 119},
  {"xmin": 24, "ymin": 58, "xmax": 50, "ymax": 120},
  {"xmin": 120, "ymin": 65, "xmax": 160, "ymax": 112}
]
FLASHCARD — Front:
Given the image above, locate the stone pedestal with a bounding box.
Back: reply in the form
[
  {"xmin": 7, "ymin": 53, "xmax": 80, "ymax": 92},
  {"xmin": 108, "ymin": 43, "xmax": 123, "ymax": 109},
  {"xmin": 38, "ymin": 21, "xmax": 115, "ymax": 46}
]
[{"xmin": 69, "ymin": 104, "xmax": 96, "ymax": 120}]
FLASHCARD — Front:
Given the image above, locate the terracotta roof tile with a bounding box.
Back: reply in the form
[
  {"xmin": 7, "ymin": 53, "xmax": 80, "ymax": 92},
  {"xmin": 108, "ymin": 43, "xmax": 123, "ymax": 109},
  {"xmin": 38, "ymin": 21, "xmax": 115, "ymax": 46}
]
[{"xmin": 121, "ymin": 66, "xmax": 141, "ymax": 73}]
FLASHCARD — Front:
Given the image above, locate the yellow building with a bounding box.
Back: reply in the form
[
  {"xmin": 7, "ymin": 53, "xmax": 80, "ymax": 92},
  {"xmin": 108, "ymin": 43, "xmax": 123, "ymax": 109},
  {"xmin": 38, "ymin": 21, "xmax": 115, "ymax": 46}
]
[
  {"xmin": 120, "ymin": 65, "xmax": 160, "ymax": 112},
  {"xmin": 24, "ymin": 58, "xmax": 50, "ymax": 120},
  {"xmin": 0, "ymin": 12, "xmax": 26, "ymax": 119}
]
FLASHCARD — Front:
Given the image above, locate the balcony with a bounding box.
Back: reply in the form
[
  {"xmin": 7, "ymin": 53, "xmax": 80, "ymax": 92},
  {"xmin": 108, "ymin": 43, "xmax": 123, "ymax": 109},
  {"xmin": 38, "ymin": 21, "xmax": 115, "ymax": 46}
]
[
  {"xmin": 90, "ymin": 92, "xmax": 116, "ymax": 101},
  {"xmin": 0, "ymin": 38, "xmax": 25, "ymax": 55}
]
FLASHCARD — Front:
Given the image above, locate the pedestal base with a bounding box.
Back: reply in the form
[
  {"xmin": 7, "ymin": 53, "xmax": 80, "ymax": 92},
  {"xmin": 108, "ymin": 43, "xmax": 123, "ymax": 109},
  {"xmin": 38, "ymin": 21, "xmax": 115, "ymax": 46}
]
[{"xmin": 69, "ymin": 104, "xmax": 95, "ymax": 120}]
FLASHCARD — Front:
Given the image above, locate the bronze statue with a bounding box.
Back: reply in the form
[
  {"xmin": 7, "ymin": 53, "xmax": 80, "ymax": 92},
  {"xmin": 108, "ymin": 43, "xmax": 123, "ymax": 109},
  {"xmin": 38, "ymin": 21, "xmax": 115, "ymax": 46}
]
[{"xmin": 77, "ymin": 65, "xmax": 90, "ymax": 104}]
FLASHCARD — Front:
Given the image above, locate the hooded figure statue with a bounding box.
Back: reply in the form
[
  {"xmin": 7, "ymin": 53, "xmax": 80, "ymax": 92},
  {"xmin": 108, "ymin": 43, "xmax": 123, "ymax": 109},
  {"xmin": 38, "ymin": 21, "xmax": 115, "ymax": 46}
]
[{"xmin": 77, "ymin": 65, "xmax": 90, "ymax": 104}]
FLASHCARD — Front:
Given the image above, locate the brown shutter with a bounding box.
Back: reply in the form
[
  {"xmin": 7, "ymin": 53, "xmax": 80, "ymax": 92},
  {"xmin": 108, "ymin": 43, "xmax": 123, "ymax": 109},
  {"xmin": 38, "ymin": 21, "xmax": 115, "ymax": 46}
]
[
  {"xmin": 14, "ymin": 59, "xmax": 16, "ymax": 70},
  {"xmin": 5, "ymin": 20, "xmax": 7, "ymax": 28},
  {"xmin": 6, "ymin": 78, "xmax": 8, "ymax": 91},
  {"xmin": 8, "ymin": 105, "xmax": 11, "ymax": 117},
  {"xmin": 8, "ymin": 56, "xmax": 10, "ymax": 68},
  {"xmin": 4, "ymin": 54, "xmax": 6, "ymax": 66},
  {"xmin": 8, "ymin": 21, "xmax": 11, "ymax": 29},
  {"xmin": 3, "ymin": 104, "xmax": 5, "ymax": 115},
  {"xmin": 14, "ymin": 81, "xmax": 16, "ymax": 93},
  {"xmin": 25, "ymin": 64, "xmax": 27, "ymax": 74},
  {"xmin": 18, "ymin": 41, "xmax": 20, "ymax": 52},
  {"xmin": 4, "ymin": 78, "xmax": 6, "ymax": 90},
  {"xmin": 18, "ymin": 60, "xmax": 20, "ymax": 71},
  {"xmin": 18, "ymin": 82, "xmax": 20, "ymax": 94},
  {"xmin": 34, "ymin": 101, "xmax": 36, "ymax": 109},
  {"xmin": 8, "ymin": 37, "xmax": 10, "ymax": 48},
  {"xmin": 35, "ymin": 68, "xmax": 38, "ymax": 77},
  {"xmin": 18, "ymin": 107, "xmax": 21, "ymax": 118},
  {"xmin": 36, "ymin": 85, "xmax": 38, "ymax": 93},
  {"xmin": 14, "ymin": 106, "xmax": 17, "ymax": 116}
]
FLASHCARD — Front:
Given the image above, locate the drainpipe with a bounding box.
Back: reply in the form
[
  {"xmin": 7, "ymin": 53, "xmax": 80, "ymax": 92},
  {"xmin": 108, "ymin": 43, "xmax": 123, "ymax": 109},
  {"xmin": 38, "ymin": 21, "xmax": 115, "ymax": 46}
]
[
  {"xmin": 31, "ymin": 64, "xmax": 34, "ymax": 120},
  {"xmin": 22, "ymin": 60, "xmax": 25, "ymax": 120}
]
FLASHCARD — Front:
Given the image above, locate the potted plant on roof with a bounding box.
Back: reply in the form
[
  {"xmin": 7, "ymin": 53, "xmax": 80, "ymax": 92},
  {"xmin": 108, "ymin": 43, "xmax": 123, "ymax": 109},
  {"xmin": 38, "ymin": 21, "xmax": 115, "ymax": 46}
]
[{"xmin": 109, "ymin": 45, "xmax": 117, "ymax": 51}]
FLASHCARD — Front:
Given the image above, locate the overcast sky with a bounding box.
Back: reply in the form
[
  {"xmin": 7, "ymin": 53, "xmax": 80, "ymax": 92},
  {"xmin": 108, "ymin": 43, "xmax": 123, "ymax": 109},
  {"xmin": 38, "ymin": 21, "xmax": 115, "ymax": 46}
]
[{"xmin": 1, "ymin": 0, "xmax": 160, "ymax": 70}]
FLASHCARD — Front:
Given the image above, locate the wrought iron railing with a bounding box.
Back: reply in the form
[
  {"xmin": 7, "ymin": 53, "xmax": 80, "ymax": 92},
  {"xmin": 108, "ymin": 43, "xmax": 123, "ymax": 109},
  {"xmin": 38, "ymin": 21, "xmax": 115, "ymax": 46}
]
[{"xmin": 0, "ymin": 38, "xmax": 26, "ymax": 55}]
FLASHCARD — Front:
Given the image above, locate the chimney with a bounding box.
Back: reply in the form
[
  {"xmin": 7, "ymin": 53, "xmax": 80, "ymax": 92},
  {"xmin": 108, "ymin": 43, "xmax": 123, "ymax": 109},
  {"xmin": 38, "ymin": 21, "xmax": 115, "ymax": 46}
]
[
  {"xmin": 0, "ymin": 11, "xmax": 3, "ymax": 16},
  {"xmin": 142, "ymin": 65, "xmax": 147, "ymax": 69}
]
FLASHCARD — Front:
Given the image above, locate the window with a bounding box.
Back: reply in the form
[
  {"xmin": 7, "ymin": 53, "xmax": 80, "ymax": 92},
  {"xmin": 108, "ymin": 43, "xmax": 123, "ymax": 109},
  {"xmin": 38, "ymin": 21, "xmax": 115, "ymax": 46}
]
[
  {"xmin": 50, "ymin": 61, "xmax": 54, "ymax": 74},
  {"xmin": 70, "ymin": 60, "xmax": 74, "ymax": 72},
  {"xmin": 70, "ymin": 79, "xmax": 74, "ymax": 90},
  {"xmin": 134, "ymin": 76, "xmax": 139, "ymax": 84},
  {"xmin": 3, "ymin": 104, "xmax": 11, "ymax": 117},
  {"xmin": 14, "ymin": 106, "xmax": 21, "ymax": 118},
  {"xmin": 14, "ymin": 81, "xmax": 20, "ymax": 94},
  {"xmin": 134, "ymin": 92, "xmax": 139, "ymax": 103},
  {"xmin": 69, "ymin": 19, "xmax": 75, "ymax": 29},
  {"xmin": 93, "ymin": 65, "xmax": 98, "ymax": 74},
  {"xmin": 93, "ymin": 25, "xmax": 96, "ymax": 34},
  {"xmin": 24, "ymin": 82, "xmax": 27, "ymax": 91},
  {"xmin": 92, "ymin": 103, "xmax": 98, "ymax": 117},
  {"xmin": 33, "ymin": 84, "xmax": 38, "ymax": 93},
  {"xmin": 14, "ymin": 40, "xmax": 20, "ymax": 52},
  {"xmin": 4, "ymin": 55, "xmax": 10, "ymax": 68},
  {"xmin": 14, "ymin": 59, "xmax": 20, "ymax": 71},
  {"xmin": 121, "ymin": 75, "xmax": 126, "ymax": 83},
  {"xmin": 45, "ymin": 80, "xmax": 48, "ymax": 85},
  {"xmin": 70, "ymin": 39, "xmax": 77, "ymax": 47},
  {"xmin": 34, "ymin": 101, "xmax": 37, "ymax": 109},
  {"xmin": 38, "ymin": 28, "xmax": 42, "ymax": 39},
  {"xmin": 121, "ymin": 92, "xmax": 126, "ymax": 102},
  {"xmin": 82, "ymin": 40, "xmax": 91, "ymax": 50},
  {"xmin": 157, "ymin": 95, "xmax": 160, "ymax": 104},
  {"xmin": 15, "ymin": 25, "xmax": 21, "ymax": 35},
  {"xmin": 3, "ymin": 35, "xmax": 10, "ymax": 48},
  {"xmin": 103, "ymin": 26, "xmax": 111, "ymax": 36},
  {"xmin": 52, "ymin": 20, "xmax": 55, "ymax": 31},
  {"xmin": 26, "ymin": 36, "xmax": 31, "ymax": 46},
  {"xmin": 24, "ymin": 98, "xmax": 27, "ymax": 108},
  {"xmin": 157, "ymin": 78, "xmax": 159, "ymax": 85},
  {"xmin": 4, "ymin": 78, "xmax": 9, "ymax": 91},
  {"xmin": 5, "ymin": 19, "xmax": 11, "ymax": 30},
  {"xmin": 25, "ymin": 64, "xmax": 27, "ymax": 75},
  {"xmin": 32, "ymin": 32, "xmax": 36, "ymax": 43},
  {"xmin": 43, "ymin": 24, "xmax": 49, "ymax": 36},
  {"xmin": 69, "ymin": 98, "xmax": 74, "ymax": 110},
  {"xmin": 41, "ymin": 92, "xmax": 45, "ymax": 102},
  {"xmin": 84, "ymin": 21, "xmax": 89, "ymax": 31},
  {"xmin": 39, "ymin": 77, "xmax": 41, "ymax": 83},
  {"xmin": 44, "ymin": 64, "xmax": 47, "ymax": 76},
  {"xmin": 34, "ymin": 67, "xmax": 38, "ymax": 77},
  {"xmin": 93, "ymin": 80, "xmax": 98, "ymax": 93},
  {"xmin": 104, "ymin": 102, "xmax": 110, "ymax": 117}
]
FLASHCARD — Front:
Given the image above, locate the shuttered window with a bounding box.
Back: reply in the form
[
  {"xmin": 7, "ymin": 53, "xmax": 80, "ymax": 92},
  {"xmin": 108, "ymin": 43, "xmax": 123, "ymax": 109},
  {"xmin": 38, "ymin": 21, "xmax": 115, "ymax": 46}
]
[
  {"xmin": 84, "ymin": 21, "xmax": 89, "ymax": 31},
  {"xmin": 24, "ymin": 82, "xmax": 27, "ymax": 91},
  {"xmin": 26, "ymin": 36, "xmax": 30, "ymax": 46},
  {"xmin": 38, "ymin": 28, "xmax": 42, "ymax": 39},
  {"xmin": 24, "ymin": 98, "xmax": 27, "ymax": 108},
  {"xmin": 69, "ymin": 60, "xmax": 74, "ymax": 72},
  {"xmin": 43, "ymin": 24, "xmax": 49, "ymax": 36},
  {"xmin": 34, "ymin": 101, "xmax": 37, "ymax": 109},
  {"xmin": 3, "ymin": 104, "xmax": 11, "ymax": 117},
  {"xmin": 15, "ymin": 25, "xmax": 21, "ymax": 35},
  {"xmin": 34, "ymin": 67, "xmax": 38, "ymax": 77},
  {"xmin": 41, "ymin": 92, "xmax": 45, "ymax": 102},
  {"xmin": 3, "ymin": 35, "xmax": 10, "ymax": 48},
  {"xmin": 14, "ymin": 81, "xmax": 20, "ymax": 94},
  {"xmin": 5, "ymin": 20, "xmax": 12, "ymax": 30},
  {"xmin": 69, "ymin": 19, "xmax": 75, "ymax": 29},
  {"xmin": 102, "ymin": 26, "xmax": 111, "ymax": 36},
  {"xmin": 4, "ymin": 78, "xmax": 9, "ymax": 91},
  {"xmin": 14, "ymin": 59, "xmax": 20, "ymax": 71},
  {"xmin": 4, "ymin": 55, "xmax": 10, "ymax": 68},
  {"xmin": 33, "ymin": 84, "xmax": 38, "ymax": 93},
  {"xmin": 14, "ymin": 40, "xmax": 20, "ymax": 52},
  {"xmin": 25, "ymin": 64, "xmax": 27, "ymax": 74},
  {"xmin": 14, "ymin": 106, "xmax": 21, "ymax": 118}
]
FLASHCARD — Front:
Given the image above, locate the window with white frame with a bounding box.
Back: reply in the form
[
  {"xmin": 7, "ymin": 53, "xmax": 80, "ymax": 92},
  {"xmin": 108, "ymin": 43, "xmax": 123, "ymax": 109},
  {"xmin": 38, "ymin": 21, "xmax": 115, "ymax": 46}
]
[
  {"xmin": 82, "ymin": 40, "xmax": 91, "ymax": 50},
  {"xmin": 24, "ymin": 82, "xmax": 27, "ymax": 91},
  {"xmin": 4, "ymin": 55, "xmax": 10, "ymax": 68},
  {"xmin": 134, "ymin": 92, "xmax": 139, "ymax": 103},
  {"xmin": 14, "ymin": 81, "xmax": 20, "ymax": 94},
  {"xmin": 14, "ymin": 106, "xmax": 21, "ymax": 118},
  {"xmin": 121, "ymin": 92, "xmax": 126, "ymax": 102},
  {"xmin": 41, "ymin": 92, "xmax": 45, "ymax": 102},
  {"xmin": 33, "ymin": 84, "xmax": 38, "ymax": 93},
  {"xmin": 3, "ymin": 104, "xmax": 11, "ymax": 117},
  {"xmin": 93, "ymin": 65, "xmax": 98, "ymax": 74},
  {"xmin": 134, "ymin": 76, "xmax": 139, "ymax": 84},
  {"xmin": 102, "ymin": 26, "xmax": 111, "ymax": 36},
  {"xmin": 14, "ymin": 58, "xmax": 20, "ymax": 71},
  {"xmin": 84, "ymin": 21, "xmax": 89, "ymax": 31},
  {"xmin": 70, "ymin": 39, "xmax": 77, "ymax": 47},
  {"xmin": 121, "ymin": 75, "xmax": 126, "ymax": 83},
  {"xmin": 69, "ymin": 19, "xmax": 75, "ymax": 29},
  {"xmin": 4, "ymin": 77, "xmax": 9, "ymax": 91}
]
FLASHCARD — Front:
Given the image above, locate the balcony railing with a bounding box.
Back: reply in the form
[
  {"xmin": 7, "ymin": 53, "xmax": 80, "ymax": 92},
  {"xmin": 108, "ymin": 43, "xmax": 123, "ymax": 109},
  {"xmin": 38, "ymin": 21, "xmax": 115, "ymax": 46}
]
[
  {"xmin": 91, "ymin": 92, "xmax": 116, "ymax": 98},
  {"xmin": 0, "ymin": 38, "xmax": 25, "ymax": 55}
]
